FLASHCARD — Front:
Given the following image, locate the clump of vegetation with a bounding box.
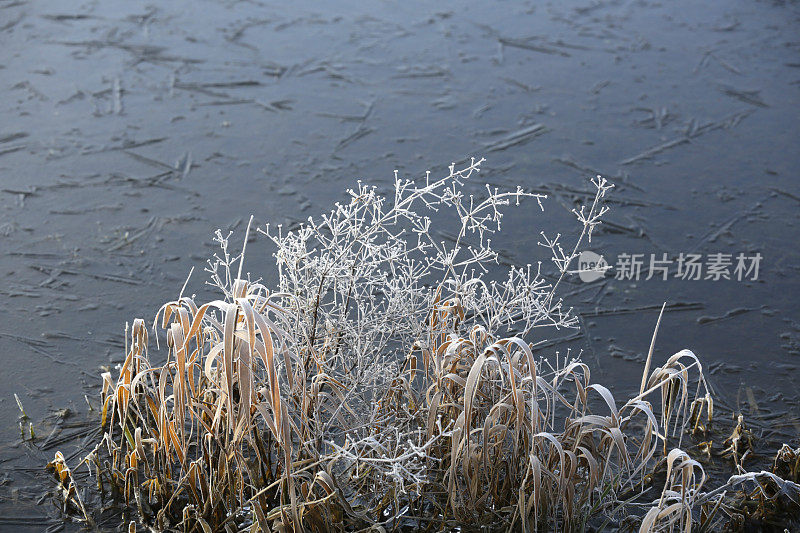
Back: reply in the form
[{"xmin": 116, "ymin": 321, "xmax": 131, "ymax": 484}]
[{"xmin": 50, "ymin": 158, "xmax": 798, "ymax": 531}]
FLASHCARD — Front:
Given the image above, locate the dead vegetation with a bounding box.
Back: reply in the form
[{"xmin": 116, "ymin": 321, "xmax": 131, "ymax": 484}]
[{"xmin": 48, "ymin": 159, "xmax": 798, "ymax": 531}]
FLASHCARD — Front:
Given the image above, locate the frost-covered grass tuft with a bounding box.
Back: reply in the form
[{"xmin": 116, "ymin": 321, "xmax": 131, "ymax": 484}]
[{"xmin": 49, "ymin": 158, "xmax": 799, "ymax": 531}]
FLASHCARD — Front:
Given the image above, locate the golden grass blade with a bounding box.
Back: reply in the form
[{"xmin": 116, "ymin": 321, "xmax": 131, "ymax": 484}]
[
  {"xmin": 223, "ymin": 303, "xmax": 237, "ymax": 427},
  {"xmin": 640, "ymin": 302, "xmax": 666, "ymax": 395}
]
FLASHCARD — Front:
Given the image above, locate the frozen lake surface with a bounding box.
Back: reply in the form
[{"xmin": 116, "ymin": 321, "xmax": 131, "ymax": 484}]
[{"xmin": 0, "ymin": 0, "xmax": 798, "ymax": 528}]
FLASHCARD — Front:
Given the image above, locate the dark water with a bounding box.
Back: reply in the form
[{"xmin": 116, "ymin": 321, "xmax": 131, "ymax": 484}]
[{"xmin": 0, "ymin": 0, "xmax": 798, "ymax": 529}]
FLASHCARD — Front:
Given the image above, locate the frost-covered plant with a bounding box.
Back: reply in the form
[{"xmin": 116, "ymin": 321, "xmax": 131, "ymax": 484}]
[
  {"xmin": 257, "ymin": 158, "xmax": 608, "ymax": 382},
  {"xmin": 53, "ymin": 158, "xmax": 734, "ymax": 532},
  {"xmin": 240, "ymin": 160, "xmax": 614, "ymax": 459}
]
